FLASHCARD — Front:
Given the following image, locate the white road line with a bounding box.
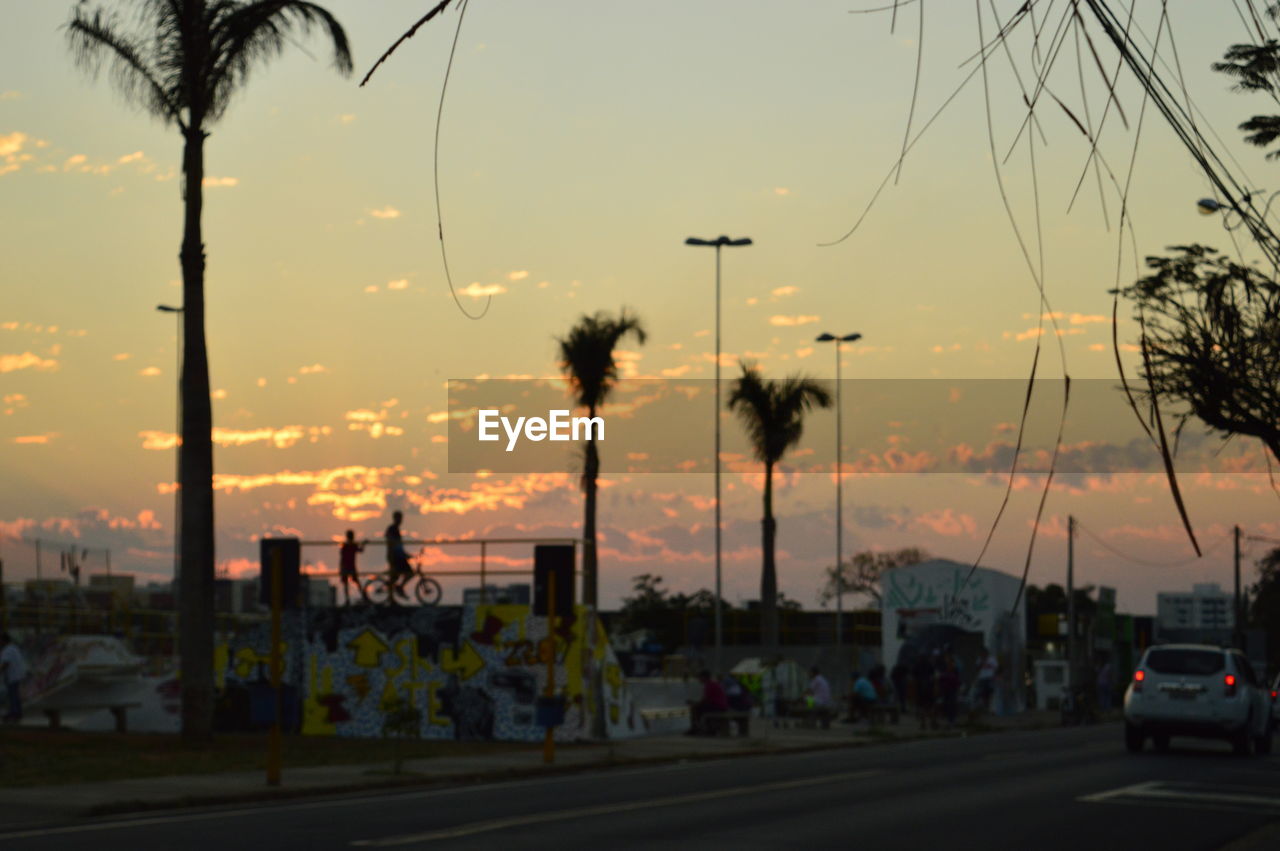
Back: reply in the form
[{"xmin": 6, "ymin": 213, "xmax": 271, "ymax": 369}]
[
  {"xmin": 0, "ymin": 761, "xmax": 700, "ymax": 842},
  {"xmin": 1080, "ymin": 781, "xmax": 1280, "ymax": 811},
  {"xmin": 1078, "ymin": 780, "xmax": 1164, "ymax": 803},
  {"xmin": 351, "ymin": 769, "xmax": 883, "ymax": 846}
]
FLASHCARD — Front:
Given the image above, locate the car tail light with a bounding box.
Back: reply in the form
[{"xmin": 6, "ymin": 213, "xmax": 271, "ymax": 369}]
[
  {"xmin": 1224, "ymin": 673, "xmax": 1237, "ymax": 698},
  {"xmin": 1271, "ymin": 689, "xmax": 1277, "ymax": 701},
  {"xmin": 1133, "ymin": 670, "xmax": 1144, "ymax": 693}
]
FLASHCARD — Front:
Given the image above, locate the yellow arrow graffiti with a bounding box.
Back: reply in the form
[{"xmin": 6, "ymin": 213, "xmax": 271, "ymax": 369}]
[
  {"xmin": 347, "ymin": 629, "xmax": 390, "ymax": 668},
  {"xmin": 440, "ymin": 640, "xmax": 485, "ymax": 681}
]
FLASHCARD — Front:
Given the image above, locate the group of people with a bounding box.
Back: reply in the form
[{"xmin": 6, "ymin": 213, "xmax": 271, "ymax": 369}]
[
  {"xmin": 896, "ymin": 646, "xmax": 1000, "ymax": 730},
  {"xmin": 336, "ymin": 511, "xmax": 414, "ymax": 605},
  {"xmin": 686, "ymin": 669, "xmax": 754, "ymax": 735}
]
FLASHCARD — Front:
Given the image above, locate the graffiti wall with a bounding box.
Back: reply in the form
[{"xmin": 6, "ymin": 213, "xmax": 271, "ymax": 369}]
[
  {"xmin": 881, "ymin": 558, "xmax": 1026, "ymax": 713},
  {"xmin": 217, "ymin": 604, "xmax": 639, "ymax": 742}
]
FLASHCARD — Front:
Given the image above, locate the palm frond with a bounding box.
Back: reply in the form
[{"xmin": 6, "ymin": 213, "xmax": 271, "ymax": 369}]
[
  {"xmin": 557, "ymin": 309, "xmax": 647, "ymax": 410},
  {"xmin": 728, "ymin": 361, "xmax": 831, "ymax": 465},
  {"xmin": 206, "ymin": 0, "xmax": 353, "ymax": 121},
  {"xmin": 65, "ymin": 6, "xmax": 184, "ymax": 127}
]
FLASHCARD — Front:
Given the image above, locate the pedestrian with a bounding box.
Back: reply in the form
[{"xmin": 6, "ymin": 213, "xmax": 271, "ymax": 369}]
[
  {"xmin": 687, "ymin": 669, "xmax": 729, "ymax": 735},
  {"xmin": 890, "ymin": 660, "xmax": 909, "ymax": 715},
  {"xmin": 939, "ymin": 654, "xmax": 961, "ymax": 727},
  {"xmin": 850, "ymin": 670, "xmax": 879, "ymax": 723},
  {"xmin": 805, "ymin": 665, "xmax": 834, "ymax": 728},
  {"xmin": 976, "ymin": 646, "xmax": 999, "ymax": 714},
  {"xmin": 1095, "ymin": 656, "xmax": 1114, "ymax": 713},
  {"xmin": 339, "ymin": 530, "xmax": 366, "ymax": 605},
  {"xmin": 384, "ymin": 510, "xmax": 412, "ymax": 600},
  {"xmin": 1, "ymin": 632, "xmax": 28, "ymax": 724},
  {"xmin": 913, "ymin": 652, "xmax": 937, "ymax": 730}
]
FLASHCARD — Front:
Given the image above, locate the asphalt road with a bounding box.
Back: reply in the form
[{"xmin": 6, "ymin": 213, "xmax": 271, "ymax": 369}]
[{"xmin": 2, "ymin": 724, "xmax": 1279, "ymax": 850}]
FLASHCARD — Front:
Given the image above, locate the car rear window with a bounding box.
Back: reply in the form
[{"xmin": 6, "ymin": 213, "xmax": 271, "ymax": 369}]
[{"xmin": 1144, "ymin": 648, "xmax": 1225, "ymax": 676}]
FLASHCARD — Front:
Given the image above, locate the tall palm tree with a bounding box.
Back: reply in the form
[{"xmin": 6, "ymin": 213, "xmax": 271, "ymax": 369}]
[
  {"xmin": 727, "ymin": 361, "xmax": 831, "ymax": 653},
  {"xmin": 556, "ymin": 309, "xmax": 646, "ymax": 609},
  {"xmin": 67, "ymin": 0, "xmax": 352, "ymax": 741}
]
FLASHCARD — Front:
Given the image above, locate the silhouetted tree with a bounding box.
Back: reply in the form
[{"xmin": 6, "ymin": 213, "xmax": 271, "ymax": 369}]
[
  {"xmin": 821, "ymin": 547, "xmax": 929, "ymax": 608},
  {"xmin": 1116, "ymin": 244, "xmax": 1280, "ymax": 465},
  {"xmin": 66, "ymin": 0, "xmax": 352, "ymax": 741},
  {"xmin": 1249, "ymin": 548, "xmax": 1280, "ymax": 675},
  {"xmin": 556, "ymin": 309, "xmax": 646, "ymax": 609},
  {"xmin": 1213, "ymin": 5, "xmax": 1280, "ymax": 160},
  {"xmin": 727, "ymin": 361, "xmax": 831, "ymax": 653}
]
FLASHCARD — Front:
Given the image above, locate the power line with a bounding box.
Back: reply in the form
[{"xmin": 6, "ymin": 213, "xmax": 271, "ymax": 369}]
[{"xmin": 1075, "ymin": 519, "xmax": 1228, "ymax": 567}]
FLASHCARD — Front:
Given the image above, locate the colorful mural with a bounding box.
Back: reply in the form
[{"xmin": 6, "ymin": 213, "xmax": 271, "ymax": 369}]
[{"xmin": 216, "ymin": 604, "xmax": 639, "ymax": 742}]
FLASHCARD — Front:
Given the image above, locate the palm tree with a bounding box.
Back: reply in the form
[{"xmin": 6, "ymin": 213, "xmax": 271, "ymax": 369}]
[
  {"xmin": 727, "ymin": 361, "xmax": 831, "ymax": 653},
  {"xmin": 556, "ymin": 309, "xmax": 647, "ymax": 609},
  {"xmin": 67, "ymin": 1, "xmax": 352, "ymax": 741}
]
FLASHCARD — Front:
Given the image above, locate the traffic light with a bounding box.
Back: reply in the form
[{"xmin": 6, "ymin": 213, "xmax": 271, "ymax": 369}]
[{"xmin": 533, "ymin": 545, "xmax": 574, "ymax": 617}]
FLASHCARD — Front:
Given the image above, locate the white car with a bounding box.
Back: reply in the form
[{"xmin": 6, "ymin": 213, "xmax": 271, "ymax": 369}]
[
  {"xmin": 1123, "ymin": 644, "xmax": 1272, "ymax": 756},
  {"xmin": 1271, "ymin": 672, "xmax": 1279, "ymax": 732}
]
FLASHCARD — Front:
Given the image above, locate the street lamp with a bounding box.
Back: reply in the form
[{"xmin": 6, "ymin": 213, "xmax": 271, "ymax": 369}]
[
  {"xmin": 685, "ymin": 234, "xmax": 752, "ymax": 672},
  {"xmin": 157, "ymin": 304, "xmax": 183, "ymax": 587},
  {"xmin": 815, "ymin": 331, "xmax": 862, "ymax": 651}
]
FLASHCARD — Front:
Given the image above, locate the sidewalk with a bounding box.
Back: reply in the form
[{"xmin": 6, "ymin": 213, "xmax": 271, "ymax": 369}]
[{"xmin": 0, "ymin": 710, "xmax": 1064, "ymax": 827}]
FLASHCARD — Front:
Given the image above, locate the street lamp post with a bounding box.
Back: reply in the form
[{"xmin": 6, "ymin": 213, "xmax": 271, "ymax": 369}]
[
  {"xmin": 157, "ymin": 304, "xmax": 183, "ymax": 590},
  {"xmin": 816, "ymin": 332, "xmax": 861, "ymax": 650},
  {"xmin": 685, "ymin": 234, "xmax": 752, "ymax": 672}
]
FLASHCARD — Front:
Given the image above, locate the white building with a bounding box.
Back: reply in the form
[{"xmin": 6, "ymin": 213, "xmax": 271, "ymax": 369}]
[
  {"xmin": 1156, "ymin": 583, "xmax": 1233, "ymax": 632},
  {"xmin": 881, "ymin": 558, "xmax": 1027, "ymax": 713}
]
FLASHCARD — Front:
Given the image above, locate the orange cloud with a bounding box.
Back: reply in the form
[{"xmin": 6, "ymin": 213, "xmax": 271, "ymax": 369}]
[
  {"xmin": 13, "ymin": 433, "xmax": 57, "ymax": 444},
  {"xmin": 769, "ymin": 315, "xmax": 820, "ymax": 327},
  {"xmin": 459, "ymin": 282, "xmax": 507, "ymax": 298},
  {"xmin": 369, "ymin": 206, "xmax": 401, "ymax": 219},
  {"xmin": 0, "ymin": 352, "xmax": 58, "ymax": 372},
  {"xmin": 202, "ymin": 176, "xmax": 238, "ymax": 188}
]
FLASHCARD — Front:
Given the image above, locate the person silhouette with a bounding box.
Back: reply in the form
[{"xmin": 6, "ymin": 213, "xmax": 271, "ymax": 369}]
[
  {"xmin": 338, "ymin": 530, "xmax": 366, "ymax": 605},
  {"xmin": 385, "ymin": 510, "xmax": 412, "ymax": 600}
]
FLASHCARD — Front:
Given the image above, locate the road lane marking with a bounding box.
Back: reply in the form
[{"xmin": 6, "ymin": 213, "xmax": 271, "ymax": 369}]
[
  {"xmin": 0, "ymin": 761, "xmax": 703, "ymax": 842},
  {"xmin": 1080, "ymin": 781, "xmax": 1280, "ymax": 813},
  {"xmin": 351, "ymin": 769, "xmax": 883, "ymax": 846}
]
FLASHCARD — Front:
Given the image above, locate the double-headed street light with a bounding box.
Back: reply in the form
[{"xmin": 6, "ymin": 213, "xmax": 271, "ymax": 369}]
[
  {"xmin": 685, "ymin": 235, "xmax": 752, "ymax": 672},
  {"xmin": 815, "ymin": 331, "xmax": 862, "ymax": 650}
]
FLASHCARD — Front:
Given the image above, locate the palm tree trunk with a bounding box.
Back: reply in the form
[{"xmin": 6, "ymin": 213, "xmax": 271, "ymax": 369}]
[
  {"xmin": 178, "ymin": 118, "xmax": 215, "ymax": 742},
  {"xmin": 582, "ymin": 407, "xmax": 599, "ymax": 609},
  {"xmin": 761, "ymin": 460, "xmax": 778, "ymax": 654}
]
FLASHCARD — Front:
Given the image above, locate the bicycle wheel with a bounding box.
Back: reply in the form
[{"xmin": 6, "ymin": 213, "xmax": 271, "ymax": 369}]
[
  {"xmin": 364, "ymin": 576, "xmax": 391, "ymax": 606},
  {"xmin": 414, "ymin": 576, "xmax": 443, "ymax": 606}
]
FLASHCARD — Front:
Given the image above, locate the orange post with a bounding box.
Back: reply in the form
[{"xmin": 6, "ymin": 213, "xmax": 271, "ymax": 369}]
[
  {"xmin": 267, "ymin": 549, "xmax": 283, "ymax": 786},
  {"xmin": 543, "ymin": 570, "xmax": 556, "ymax": 765}
]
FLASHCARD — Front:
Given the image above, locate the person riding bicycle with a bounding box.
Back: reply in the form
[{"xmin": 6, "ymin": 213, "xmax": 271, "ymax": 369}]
[{"xmin": 385, "ymin": 510, "xmax": 413, "ymax": 600}]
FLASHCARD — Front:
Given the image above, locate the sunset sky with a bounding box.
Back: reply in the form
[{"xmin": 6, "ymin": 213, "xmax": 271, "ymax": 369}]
[{"xmin": 3, "ymin": 0, "xmax": 1279, "ymax": 614}]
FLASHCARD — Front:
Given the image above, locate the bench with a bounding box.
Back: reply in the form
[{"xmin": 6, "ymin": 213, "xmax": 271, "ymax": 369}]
[
  {"xmin": 638, "ymin": 706, "xmax": 690, "ymax": 730},
  {"xmin": 43, "ymin": 703, "xmax": 141, "ymax": 733},
  {"xmin": 703, "ymin": 710, "xmax": 750, "ymax": 737},
  {"xmin": 846, "ymin": 696, "xmax": 900, "ymax": 726}
]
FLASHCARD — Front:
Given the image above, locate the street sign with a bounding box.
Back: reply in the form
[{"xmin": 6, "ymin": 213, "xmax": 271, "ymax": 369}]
[
  {"xmin": 259, "ymin": 537, "xmax": 301, "ymax": 609},
  {"xmin": 533, "ymin": 545, "xmax": 574, "ymax": 617}
]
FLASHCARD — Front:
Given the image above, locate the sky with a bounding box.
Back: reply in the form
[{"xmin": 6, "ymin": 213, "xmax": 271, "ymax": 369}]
[{"xmin": 3, "ymin": 0, "xmax": 1280, "ymax": 615}]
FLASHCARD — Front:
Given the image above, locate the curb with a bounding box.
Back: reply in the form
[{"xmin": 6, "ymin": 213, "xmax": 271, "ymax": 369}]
[{"xmin": 44, "ymin": 719, "xmax": 1069, "ymax": 820}]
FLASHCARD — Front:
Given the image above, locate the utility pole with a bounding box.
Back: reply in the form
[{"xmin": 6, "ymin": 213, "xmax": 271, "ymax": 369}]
[
  {"xmin": 1233, "ymin": 524, "xmax": 1242, "ymax": 650},
  {"xmin": 1066, "ymin": 515, "xmax": 1076, "ymax": 703}
]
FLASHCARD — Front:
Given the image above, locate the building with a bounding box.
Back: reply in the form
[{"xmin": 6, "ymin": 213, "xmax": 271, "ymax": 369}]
[
  {"xmin": 1156, "ymin": 583, "xmax": 1234, "ymax": 632},
  {"xmin": 881, "ymin": 558, "xmax": 1027, "ymax": 713},
  {"xmin": 462, "ymin": 584, "xmax": 531, "ymax": 605}
]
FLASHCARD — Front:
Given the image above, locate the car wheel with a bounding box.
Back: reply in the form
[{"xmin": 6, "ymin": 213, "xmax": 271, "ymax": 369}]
[
  {"xmin": 1125, "ymin": 722, "xmax": 1144, "ymax": 753},
  {"xmin": 1152, "ymin": 733, "xmax": 1171, "ymax": 752},
  {"xmin": 1232, "ymin": 723, "xmax": 1254, "ymax": 756}
]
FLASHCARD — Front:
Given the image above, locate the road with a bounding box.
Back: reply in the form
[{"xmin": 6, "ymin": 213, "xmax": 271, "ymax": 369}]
[{"xmin": 2, "ymin": 724, "xmax": 1278, "ymax": 850}]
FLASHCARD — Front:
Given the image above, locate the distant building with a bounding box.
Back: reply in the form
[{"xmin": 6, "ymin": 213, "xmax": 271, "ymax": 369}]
[
  {"xmin": 1156, "ymin": 583, "xmax": 1234, "ymax": 632},
  {"xmin": 462, "ymin": 584, "xmax": 530, "ymax": 605}
]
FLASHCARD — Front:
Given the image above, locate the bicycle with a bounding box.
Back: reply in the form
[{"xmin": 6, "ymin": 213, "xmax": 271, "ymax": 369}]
[{"xmin": 362, "ymin": 548, "xmax": 442, "ymax": 606}]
